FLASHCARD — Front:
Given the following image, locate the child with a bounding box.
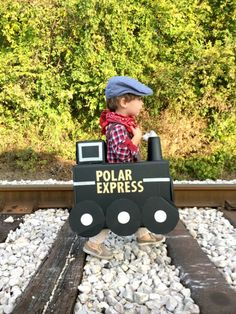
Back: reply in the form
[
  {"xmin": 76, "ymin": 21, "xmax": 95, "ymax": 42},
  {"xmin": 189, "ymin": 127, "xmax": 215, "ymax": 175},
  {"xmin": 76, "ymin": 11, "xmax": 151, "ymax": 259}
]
[{"xmin": 83, "ymin": 76, "xmax": 165, "ymax": 259}]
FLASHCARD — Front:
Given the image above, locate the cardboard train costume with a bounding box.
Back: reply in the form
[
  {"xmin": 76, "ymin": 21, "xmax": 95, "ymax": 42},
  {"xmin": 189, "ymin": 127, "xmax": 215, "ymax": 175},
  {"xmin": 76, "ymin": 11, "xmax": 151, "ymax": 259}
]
[{"xmin": 69, "ymin": 135, "xmax": 179, "ymax": 237}]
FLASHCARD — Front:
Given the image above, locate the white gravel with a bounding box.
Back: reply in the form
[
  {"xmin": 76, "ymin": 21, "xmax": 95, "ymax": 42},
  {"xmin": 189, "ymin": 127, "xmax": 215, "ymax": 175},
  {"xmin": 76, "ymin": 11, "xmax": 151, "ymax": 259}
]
[
  {"xmin": 180, "ymin": 207, "xmax": 236, "ymax": 289},
  {"xmin": 0, "ymin": 179, "xmax": 73, "ymax": 185},
  {"xmin": 0, "ymin": 209, "xmax": 68, "ymax": 314},
  {"xmin": 174, "ymin": 179, "xmax": 236, "ymax": 184},
  {"xmin": 74, "ymin": 207, "xmax": 236, "ymax": 313},
  {"xmin": 1, "ymin": 206, "xmax": 235, "ymax": 314},
  {"xmin": 74, "ymin": 234, "xmax": 200, "ymax": 314},
  {"xmin": 0, "ymin": 179, "xmax": 235, "ymax": 185}
]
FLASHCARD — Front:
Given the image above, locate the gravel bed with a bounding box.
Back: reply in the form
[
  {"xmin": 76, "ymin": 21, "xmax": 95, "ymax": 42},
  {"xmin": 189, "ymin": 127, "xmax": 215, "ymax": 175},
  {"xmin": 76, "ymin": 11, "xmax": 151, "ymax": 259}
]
[
  {"xmin": 1, "ymin": 206, "xmax": 235, "ymax": 314},
  {"xmin": 180, "ymin": 208, "xmax": 236, "ymax": 289},
  {"xmin": 0, "ymin": 179, "xmax": 236, "ymax": 185},
  {"xmin": 0, "ymin": 179, "xmax": 73, "ymax": 185},
  {"xmin": 74, "ymin": 234, "xmax": 200, "ymax": 314},
  {"xmin": 0, "ymin": 209, "xmax": 68, "ymax": 314},
  {"xmin": 174, "ymin": 179, "xmax": 236, "ymax": 184}
]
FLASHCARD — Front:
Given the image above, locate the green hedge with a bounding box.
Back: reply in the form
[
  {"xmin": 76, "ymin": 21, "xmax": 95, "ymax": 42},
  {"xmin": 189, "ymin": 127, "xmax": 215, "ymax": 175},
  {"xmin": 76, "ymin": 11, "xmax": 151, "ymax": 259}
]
[{"xmin": 0, "ymin": 0, "xmax": 235, "ymax": 178}]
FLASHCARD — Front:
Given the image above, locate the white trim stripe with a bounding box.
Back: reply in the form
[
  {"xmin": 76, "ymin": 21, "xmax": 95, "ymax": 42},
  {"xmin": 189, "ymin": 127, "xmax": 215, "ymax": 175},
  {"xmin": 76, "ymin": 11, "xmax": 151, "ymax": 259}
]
[
  {"xmin": 74, "ymin": 178, "xmax": 170, "ymax": 185},
  {"xmin": 74, "ymin": 181, "xmax": 96, "ymax": 186},
  {"xmin": 143, "ymin": 178, "xmax": 170, "ymax": 182}
]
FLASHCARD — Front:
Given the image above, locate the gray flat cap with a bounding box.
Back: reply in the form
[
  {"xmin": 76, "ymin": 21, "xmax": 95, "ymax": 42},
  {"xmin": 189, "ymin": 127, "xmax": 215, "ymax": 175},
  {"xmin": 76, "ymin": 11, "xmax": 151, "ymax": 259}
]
[{"xmin": 105, "ymin": 76, "xmax": 153, "ymax": 99}]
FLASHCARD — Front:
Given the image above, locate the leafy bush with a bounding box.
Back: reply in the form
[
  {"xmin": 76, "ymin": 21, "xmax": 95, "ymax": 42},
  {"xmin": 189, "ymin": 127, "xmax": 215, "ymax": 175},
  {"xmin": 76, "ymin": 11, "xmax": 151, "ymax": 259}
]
[
  {"xmin": 170, "ymin": 152, "xmax": 236, "ymax": 180},
  {"xmin": 0, "ymin": 0, "xmax": 235, "ymax": 179}
]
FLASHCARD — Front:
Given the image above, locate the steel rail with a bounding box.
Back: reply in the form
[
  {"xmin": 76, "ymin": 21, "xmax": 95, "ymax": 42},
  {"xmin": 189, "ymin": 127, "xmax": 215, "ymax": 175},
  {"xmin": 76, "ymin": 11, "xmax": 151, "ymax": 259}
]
[
  {"xmin": 0, "ymin": 184, "xmax": 235, "ymax": 213},
  {"xmin": 174, "ymin": 183, "xmax": 236, "ymax": 207},
  {"xmin": 0, "ymin": 184, "xmax": 73, "ymax": 213}
]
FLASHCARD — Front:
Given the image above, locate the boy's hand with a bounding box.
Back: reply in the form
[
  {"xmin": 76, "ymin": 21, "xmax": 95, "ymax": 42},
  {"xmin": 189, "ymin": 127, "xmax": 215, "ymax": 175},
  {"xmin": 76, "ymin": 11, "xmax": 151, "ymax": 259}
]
[
  {"xmin": 131, "ymin": 126, "xmax": 142, "ymax": 138},
  {"xmin": 131, "ymin": 126, "xmax": 143, "ymax": 146}
]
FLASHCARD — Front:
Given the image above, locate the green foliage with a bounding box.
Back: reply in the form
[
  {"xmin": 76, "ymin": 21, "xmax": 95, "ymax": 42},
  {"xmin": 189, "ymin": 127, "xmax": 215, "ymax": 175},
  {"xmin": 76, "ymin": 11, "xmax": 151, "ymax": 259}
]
[
  {"xmin": 14, "ymin": 147, "xmax": 39, "ymax": 171},
  {"xmin": 170, "ymin": 153, "xmax": 236, "ymax": 180},
  {"xmin": 0, "ymin": 0, "xmax": 235, "ymax": 179}
]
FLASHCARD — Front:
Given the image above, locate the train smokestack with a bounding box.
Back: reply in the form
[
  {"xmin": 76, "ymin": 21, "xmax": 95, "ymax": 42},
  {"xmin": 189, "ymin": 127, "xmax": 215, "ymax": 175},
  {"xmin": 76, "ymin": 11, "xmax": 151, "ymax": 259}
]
[{"xmin": 145, "ymin": 131, "xmax": 162, "ymax": 161}]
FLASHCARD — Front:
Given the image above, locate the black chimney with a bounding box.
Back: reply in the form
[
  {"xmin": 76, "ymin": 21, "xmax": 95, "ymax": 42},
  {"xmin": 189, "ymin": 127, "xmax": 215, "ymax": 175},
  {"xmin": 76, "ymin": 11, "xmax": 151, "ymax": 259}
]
[{"xmin": 147, "ymin": 136, "xmax": 162, "ymax": 161}]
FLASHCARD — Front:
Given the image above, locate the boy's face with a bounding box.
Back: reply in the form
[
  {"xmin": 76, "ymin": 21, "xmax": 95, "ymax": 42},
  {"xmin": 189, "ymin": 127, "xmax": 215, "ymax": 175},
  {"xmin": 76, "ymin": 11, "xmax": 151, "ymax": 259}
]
[{"xmin": 121, "ymin": 96, "xmax": 144, "ymax": 117}]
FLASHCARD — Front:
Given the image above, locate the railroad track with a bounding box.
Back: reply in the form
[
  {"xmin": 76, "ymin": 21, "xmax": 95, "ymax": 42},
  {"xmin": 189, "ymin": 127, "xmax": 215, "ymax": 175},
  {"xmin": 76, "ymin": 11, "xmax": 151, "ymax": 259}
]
[
  {"xmin": 1, "ymin": 184, "xmax": 236, "ymax": 314},
  {"xmin": 1, "ymin": 211, "xmax": 236, "ymax": 314},
  {"xmin": 0, "ymin": 183, "xmax": 236, "ymax": 213}
]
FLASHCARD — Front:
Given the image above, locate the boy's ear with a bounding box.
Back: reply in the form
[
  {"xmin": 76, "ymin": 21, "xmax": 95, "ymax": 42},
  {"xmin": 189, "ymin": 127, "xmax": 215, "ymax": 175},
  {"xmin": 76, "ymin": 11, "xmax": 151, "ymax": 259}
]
[{"xmin": 119, "ymin": 97, "xmax": 127, "ymax": 108}]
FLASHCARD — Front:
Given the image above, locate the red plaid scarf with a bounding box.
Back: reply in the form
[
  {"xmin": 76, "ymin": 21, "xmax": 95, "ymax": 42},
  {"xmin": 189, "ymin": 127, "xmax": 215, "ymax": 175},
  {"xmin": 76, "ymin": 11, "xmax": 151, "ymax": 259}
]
[{"xmin": 100, "ymin": 109, "xmax": 137, "ymax": 135}]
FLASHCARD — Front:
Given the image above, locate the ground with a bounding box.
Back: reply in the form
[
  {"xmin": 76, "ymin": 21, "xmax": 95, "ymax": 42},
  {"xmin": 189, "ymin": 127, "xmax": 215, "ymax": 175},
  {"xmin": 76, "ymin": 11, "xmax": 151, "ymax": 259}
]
[
  {"xmin": 0, "ymin": 153, "xmax": 75, "ymax": 181},
  {"xmin": 0, "ymin": 150, "xmax": 235, "ymax": 182}
]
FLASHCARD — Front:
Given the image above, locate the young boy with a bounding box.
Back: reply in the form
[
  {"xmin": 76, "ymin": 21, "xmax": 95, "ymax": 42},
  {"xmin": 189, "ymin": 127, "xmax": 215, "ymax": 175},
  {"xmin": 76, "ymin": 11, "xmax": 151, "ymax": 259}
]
[{"xmin": 83, "ymin": 76, "xmax": 165, "ymax": 259}]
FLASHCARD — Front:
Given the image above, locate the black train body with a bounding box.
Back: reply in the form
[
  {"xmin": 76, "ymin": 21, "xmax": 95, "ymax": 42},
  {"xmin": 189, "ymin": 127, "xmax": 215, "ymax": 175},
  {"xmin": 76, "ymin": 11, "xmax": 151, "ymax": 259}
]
[{"xmin": 69, "ymin": 136, "xmax": 179, "ymax": 237}]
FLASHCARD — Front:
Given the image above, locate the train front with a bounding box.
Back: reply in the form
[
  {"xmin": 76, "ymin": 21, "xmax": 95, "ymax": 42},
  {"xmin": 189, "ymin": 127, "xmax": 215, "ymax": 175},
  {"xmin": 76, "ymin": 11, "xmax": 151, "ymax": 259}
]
[{"xmin": 69, "ymin": 135, "xmax": 179, "ymax": 237}]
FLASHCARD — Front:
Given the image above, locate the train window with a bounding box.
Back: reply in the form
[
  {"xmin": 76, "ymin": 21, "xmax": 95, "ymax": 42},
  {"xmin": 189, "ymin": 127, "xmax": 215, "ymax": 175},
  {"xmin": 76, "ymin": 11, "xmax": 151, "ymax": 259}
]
[
  {"xmin": 82, "ymin": 145, "xmax": 99, "ymax": 158},
  {"xmin": 76, "ymin": 140, "xmax": 106, "ymax": 164}
]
